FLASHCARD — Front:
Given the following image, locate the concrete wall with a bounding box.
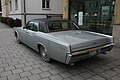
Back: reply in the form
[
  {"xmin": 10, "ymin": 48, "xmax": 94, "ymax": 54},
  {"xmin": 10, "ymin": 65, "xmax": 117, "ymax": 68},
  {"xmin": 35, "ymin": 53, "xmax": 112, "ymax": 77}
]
[
  {"xmin": 8, "ymin": 0, "xmax": 63, "ymax": 26},
  {"xmin": 25, "ymin": 0, "xmax": 62, "ymax": 14},
  {"xmin": 9, "ymin": 0, "xmax": 22, "ymax": 14},
  {"xmin": 20, "ymin": 15, "xmax": 46, "ymax": 26},
  {"xmin": 9, "ymin": 0, "xmax": 63, "ymax": 14},
  {"xmin": 9, "ymin": 0, "xmax": 22, "ymax": 19},
  {"xmin": 26, "ymin": 15, "xmax": 46, "ymax": 23}
]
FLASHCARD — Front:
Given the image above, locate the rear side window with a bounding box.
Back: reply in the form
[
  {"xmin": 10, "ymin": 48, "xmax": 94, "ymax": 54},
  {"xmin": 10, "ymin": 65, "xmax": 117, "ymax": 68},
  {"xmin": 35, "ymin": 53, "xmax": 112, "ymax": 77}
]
[
  {"xmin": 47, "ymin": 21, "xmax": 78, "ymax": 32},
  {"xmin": 39, "ymin": 22, "xmax": 46, "ymax": 32}
]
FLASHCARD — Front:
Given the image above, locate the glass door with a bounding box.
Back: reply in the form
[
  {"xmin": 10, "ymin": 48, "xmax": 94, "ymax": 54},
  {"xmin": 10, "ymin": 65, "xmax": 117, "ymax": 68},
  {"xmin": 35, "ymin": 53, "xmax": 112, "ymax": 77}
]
[
  {"xmin": 69, "ymin": 0, "xmax": 115, "ymax": 35},
  {"xmin": 69, "ymin": 0, "xmax": 78, "ymax": 24}
]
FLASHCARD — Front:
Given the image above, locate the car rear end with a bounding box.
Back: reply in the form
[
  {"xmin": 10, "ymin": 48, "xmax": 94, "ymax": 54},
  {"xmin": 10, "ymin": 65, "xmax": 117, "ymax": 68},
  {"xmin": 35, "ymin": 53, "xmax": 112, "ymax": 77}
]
[
  {"xmin": 65, "ymin": 32, "xmax": 114, "ymax": 64},
  {"xmin": 65, "ymin": 43, "xmax": 114, "ymax": 64}
]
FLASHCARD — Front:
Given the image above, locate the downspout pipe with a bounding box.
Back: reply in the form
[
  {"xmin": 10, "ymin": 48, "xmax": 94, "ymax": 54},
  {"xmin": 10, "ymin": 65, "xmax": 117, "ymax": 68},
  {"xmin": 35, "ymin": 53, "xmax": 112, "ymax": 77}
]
[{"xmin": 23, "ymin": 0, "xmax": 26, "ymax": 26}]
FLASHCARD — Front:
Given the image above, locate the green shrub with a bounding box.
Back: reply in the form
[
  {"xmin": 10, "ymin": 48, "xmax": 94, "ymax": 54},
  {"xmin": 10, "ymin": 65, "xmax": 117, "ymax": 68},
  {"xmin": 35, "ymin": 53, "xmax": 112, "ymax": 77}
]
[
  {"xmin": 2, "ymin": 17, "xmax": 8, "ymax": 24},
  {"xmin": 14, "ymin": 18, "xmax": 22, "ymax": 27},
  {"xmin": 0, "ymin": 17, "xmax": 10, "ymax": 24},
  {"xmin": 0, "ymin": 17, "xmax": 22, "ymax": 28},
  {"xmin": 7, "ymin": 17, "xmax": 15, "ymax": 27},
  {"xmin": 0, "ymin": 16, "xmax": 2, "ymax": 22},
  {"xmin": 0, "ymin": 16, "xmax": 4, "ymax": 23}
]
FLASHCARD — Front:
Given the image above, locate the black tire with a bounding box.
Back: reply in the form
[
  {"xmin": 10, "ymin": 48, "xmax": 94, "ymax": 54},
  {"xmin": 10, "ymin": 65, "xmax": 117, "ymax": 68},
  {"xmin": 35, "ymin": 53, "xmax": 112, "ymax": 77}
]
[
  {"xmin": 16, "ymin": 34, "xmax": 22, "ymax": 44},
  {"xmin": 40, "ymin": 46, "xmax": 51, "ymax": 62}
]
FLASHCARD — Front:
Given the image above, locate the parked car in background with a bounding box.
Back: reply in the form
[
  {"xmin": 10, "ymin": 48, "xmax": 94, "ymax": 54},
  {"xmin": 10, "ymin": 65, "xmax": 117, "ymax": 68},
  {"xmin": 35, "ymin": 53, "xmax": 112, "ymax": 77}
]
[{"xmin": 14, "ymin": 18, "xmax": 114, "ymax": 64}]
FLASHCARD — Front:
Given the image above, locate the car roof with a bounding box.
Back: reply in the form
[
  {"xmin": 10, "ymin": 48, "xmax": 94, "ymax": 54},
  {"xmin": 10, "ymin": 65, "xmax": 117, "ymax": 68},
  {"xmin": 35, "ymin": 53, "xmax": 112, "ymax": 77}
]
[{"xmin": 31, "ymin": 18, "xmax": 69, "ymax": 23}]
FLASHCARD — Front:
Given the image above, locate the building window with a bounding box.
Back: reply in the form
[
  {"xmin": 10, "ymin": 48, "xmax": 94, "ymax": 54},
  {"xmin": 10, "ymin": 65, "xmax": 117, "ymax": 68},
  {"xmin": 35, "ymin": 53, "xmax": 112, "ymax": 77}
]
[
  {"xmin": 10, "ymin": 1, "xmax": 12, "ymax": 11},
  {"xmin": 15, "ymin": 0, "xmax": 18, "ymax": 10},
  {"xmin": 42, "ymin": 0, "xmax": 50, "ymax": 9}
]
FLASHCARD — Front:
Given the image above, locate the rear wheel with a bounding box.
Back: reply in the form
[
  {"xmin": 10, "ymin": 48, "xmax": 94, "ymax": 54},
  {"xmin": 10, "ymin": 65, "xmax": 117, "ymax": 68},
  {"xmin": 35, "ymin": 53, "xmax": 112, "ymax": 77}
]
[{"xmin": 39, "ymin": 46, "xmax": 51, "ymax": 62}]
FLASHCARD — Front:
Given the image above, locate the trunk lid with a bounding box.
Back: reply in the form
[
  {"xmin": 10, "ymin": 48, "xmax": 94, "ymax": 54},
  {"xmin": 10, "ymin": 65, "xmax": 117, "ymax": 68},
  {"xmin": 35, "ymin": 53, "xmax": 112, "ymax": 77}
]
[{"xmin": 48, "ymin": 30, "xmax": 110, "ymax": 51}]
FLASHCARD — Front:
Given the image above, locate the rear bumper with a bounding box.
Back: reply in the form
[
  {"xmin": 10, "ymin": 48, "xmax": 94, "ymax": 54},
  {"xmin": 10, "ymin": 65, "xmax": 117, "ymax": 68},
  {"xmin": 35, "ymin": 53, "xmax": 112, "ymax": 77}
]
[{"xmin": 65, "ymin": 43, "xmax": 114, "ymax": 64}]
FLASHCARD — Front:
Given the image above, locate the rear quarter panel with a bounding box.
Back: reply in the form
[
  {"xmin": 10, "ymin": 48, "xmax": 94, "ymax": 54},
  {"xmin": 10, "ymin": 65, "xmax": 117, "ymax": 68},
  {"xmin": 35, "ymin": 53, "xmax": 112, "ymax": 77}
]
[
  {"xmin": 36, "ymin": 33, "xmax": 69, "ymax": 63},
  {"xmin": 47, "ymin": 40, "xmax": 69, "ymax": 63}
]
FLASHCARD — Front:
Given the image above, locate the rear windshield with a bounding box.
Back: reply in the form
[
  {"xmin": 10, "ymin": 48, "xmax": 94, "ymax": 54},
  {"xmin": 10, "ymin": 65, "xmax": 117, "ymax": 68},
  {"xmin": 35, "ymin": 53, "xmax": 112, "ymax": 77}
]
[{"xmin": 46, "ymin": 21, "xmax": 79, "ymax": 32}]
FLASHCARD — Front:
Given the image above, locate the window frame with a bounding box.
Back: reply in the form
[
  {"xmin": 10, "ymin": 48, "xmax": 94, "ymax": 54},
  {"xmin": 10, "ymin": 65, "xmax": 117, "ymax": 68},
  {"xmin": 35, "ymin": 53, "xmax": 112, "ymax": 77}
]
[
  {"xmin": 42, "ymin": 0, "xmax": 50, "ymax": 10},
  {"xmin": 15, "ymin": 0, "xmax": 18, "ymax": 10},
  {"xmin": 26, "ymin": 21, "xmax": 33, "ymax": 30},
  {"xmin": 26, "ymin": 21, "xmax": 39, "ymax": 32},
  {"xmin": 9, "ymin": 1, "xmax": 12, "ymax": 11}
]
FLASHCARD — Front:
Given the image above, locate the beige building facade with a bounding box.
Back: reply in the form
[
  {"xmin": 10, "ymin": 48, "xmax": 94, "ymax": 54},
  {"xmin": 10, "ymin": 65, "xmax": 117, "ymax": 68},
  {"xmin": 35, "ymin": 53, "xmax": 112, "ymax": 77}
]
[{"xmin": 1, "ymin": 0, "xmax": 9, "ymax": 17}]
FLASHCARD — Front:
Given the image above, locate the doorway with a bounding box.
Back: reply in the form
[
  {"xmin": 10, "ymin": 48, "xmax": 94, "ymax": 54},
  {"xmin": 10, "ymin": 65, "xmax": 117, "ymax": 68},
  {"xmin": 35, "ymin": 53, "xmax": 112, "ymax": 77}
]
[{"xmin": 69, "ymin": 0, "xmax": 115, "ymax": 35}]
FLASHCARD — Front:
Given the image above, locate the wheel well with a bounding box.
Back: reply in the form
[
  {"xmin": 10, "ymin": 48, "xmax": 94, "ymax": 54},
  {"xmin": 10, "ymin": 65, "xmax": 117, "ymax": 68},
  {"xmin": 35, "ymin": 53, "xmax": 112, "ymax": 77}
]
[
  {"xmin": 38, "ymin": 44, "xmax": 44, "ymax": 52},
  {"xmin": 15, "ymin": 31, "xmax": 17, "ymax": 37}
]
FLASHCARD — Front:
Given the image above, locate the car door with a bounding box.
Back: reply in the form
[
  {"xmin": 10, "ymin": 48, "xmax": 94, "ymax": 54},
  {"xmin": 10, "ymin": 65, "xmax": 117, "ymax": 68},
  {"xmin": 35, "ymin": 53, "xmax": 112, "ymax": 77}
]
[
  {"xmin": 25, "ymin": 21, "xmax": 39, "ymax": 49},
  {"xmin": 20, "ymin": 21, "xmax": 34, "ymax": 45}
]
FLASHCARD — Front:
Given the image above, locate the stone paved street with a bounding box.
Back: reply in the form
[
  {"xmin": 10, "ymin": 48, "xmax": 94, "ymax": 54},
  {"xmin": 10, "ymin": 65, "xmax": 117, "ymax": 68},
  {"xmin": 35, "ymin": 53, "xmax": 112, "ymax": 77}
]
[{"xmin": 0, "ymin": 22, "xmax": 120, "ymax": 80}]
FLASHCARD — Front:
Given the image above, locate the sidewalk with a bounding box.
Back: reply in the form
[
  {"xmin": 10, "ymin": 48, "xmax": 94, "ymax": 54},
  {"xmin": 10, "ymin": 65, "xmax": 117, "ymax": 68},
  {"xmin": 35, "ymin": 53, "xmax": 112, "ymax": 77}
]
[
  {"xmin": 0, "ymin": 22, "xmax": 120, "ymax": 80},
  {"xmin": 0, "ymin": 22, "xmax": 10, "ymax": 29},
  {"xmin": 0, "ymin": 23, "xmax": 15, "ymax": 43}
]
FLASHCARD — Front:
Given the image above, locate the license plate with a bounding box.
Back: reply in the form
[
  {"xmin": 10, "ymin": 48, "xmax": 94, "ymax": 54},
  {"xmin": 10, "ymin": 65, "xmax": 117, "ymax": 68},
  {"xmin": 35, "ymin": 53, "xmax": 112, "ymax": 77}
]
[{"xmin": 89, "ymin": 48, "xmax": 101, "ymax": 56}]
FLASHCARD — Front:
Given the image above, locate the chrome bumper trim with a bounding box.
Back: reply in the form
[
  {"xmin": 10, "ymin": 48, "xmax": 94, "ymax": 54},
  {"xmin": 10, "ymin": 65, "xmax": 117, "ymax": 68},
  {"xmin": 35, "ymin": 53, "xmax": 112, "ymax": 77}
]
[{"xmin": 71, "ymin": 43, "xmax": 114, "ymax": 56}]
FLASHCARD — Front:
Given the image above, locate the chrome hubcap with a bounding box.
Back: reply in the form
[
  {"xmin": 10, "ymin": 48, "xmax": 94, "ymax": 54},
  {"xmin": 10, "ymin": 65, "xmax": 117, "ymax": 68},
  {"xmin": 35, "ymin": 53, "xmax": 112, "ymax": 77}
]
[
  {"xmin": 42, "ymin": 50, "xmax": 47, "ymax": 59},
  {"xmin": 16, "ymin": 36, "xmax": 19, "ymax": 41},
  {"xmin": 16, "ymin": 37, "xmax": 18, "ymax": 41}
]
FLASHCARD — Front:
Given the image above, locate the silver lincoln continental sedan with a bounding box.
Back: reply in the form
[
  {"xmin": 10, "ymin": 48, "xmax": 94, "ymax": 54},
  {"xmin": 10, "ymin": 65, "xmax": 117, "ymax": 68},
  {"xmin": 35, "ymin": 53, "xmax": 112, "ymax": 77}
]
[{"xmin": 14, "ymin": 18, "xmax": 114, "ymax": 64}]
